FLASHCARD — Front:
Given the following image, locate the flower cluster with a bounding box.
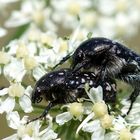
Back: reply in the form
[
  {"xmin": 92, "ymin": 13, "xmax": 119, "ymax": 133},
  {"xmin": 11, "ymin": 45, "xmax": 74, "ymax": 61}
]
[{"xmin": 0, "ymin": 0, "xmax": 140, "ymax": 140}]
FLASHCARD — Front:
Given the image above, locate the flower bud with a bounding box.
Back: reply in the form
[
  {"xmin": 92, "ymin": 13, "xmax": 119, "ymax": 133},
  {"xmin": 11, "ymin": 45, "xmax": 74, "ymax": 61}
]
[
  {"xmin": 92, "ymin": 102, "xmax": 108, "ymax": 118},
  {"xmin": 59, "ymin": 39, "xmax": 68, "ymax": 53},
  {"xmin": 40, "ymin": 34, "xmax": 53, "ymax": 46},
  {"xmin": 16, "ymin": 42, "xmax": 29, "ymax": 58},
  {"xmin": 67, "ymin": 2, "xmax": 80, "ymax": 15},
  {"xmin": 0, "ymin": 51, "xmax": 10, "ymax": 64},
  {"xmin": 120, "ymin": 128, "xmax": 133, "ymax": 140},
  {"xmin": 32, "ymin": 10, "xmax": 45, "ymax": 26},
  {"xmin": 120, "ymin": 128, "xmax": 132, "ymax": 140},
  {"xmin": 17, "ymin": 124, "xmax": 33, "ymax": 137},
  {"xmin": 69, "ymin": 102, "xmax": 84, "ymax": 118},
  {"xmin": 24, "ymin": 56, "xmax": 38, "ymax": 70},
  {"xmin": 100, "ymin": 114, "xmax": 113, "ymax": 129},
  {"xmin": 8, "ymin": 83, "xmax": 25, "ymax": 97}
]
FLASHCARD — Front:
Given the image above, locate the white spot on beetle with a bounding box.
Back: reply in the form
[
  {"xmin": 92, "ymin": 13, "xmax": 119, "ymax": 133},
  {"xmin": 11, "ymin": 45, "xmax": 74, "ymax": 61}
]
[
  {"xmin": 37, "ymin": 87, "xmax": 41, "ymax": 92},
  {"xmin": 105, "ymin": 83, "xmax": 111, "ymax": 91},
  {"xmin": 91, "ymin": 73, "xmax": 95, "ymax": 76},
  {"xmin": 117, "ymin": 49, "xmax": 121, "ymax": 54},
  {"xmin": 52, "ymin": 93, "xmax": 56, "ymax": 99},
  {"xmin": 89, "ymin": 80, "xmax": 93, "ymax": 85},
  {"xmin": 87, "ymin": 77, "xmax": 90, "ymax": 80},
  {"xmin": 94, "ymin": 45, "xmax": 110, "ymax": 52},
  {"xmin": 58, "ymin": 72, "xmax": 64, "ymax": 75},
  {"xmin": 70, "ymin": 80, "xmax": 75, "ymax": 85},
  {"xmin": 49, "ymin": 74, "xmax": 53, "ymax": 77},
  {"xmin": 50, "ymin": 84, "xmax": 54, "ymax": 87},
  {"xmin": 76, "ymin": 81, "xmax": 79, "ymax": 85},
  {"xmin": 81, "ymin": 78, "xmax": 85, "ymax": 83},
  {"xmin": 84, "ymin": 74, "xmax": 88, "ymax": 76},
  {"xmin": 111, "ymin": 84, "xmax": 116, "ymax": 91}
]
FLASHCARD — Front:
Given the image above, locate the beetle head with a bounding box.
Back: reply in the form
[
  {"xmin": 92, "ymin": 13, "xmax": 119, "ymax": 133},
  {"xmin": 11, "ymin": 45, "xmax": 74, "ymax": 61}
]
[
  {"xmin": 72, "ymin": 49, "xmax": 85, "ymax": 69},
  {"xmin": 31, "ymin": 86, "xmax": 44, "ymax": 104},
  {"xmin": 31, "ymin": 75, "xmax": 50, "ymax": 104}
]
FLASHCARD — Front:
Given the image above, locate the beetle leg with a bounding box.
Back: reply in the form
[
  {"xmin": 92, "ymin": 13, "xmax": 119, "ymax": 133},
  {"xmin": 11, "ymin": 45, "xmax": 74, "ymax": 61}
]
[
  {"xmin": 126, "ymin": 89, "xmax": 139, "ymax": 115},
  {"xmin": 53, "ymin": 53, "xmax": 72, "ymax": 69},
  {"xmin": 118, "ymin": 72, "xmax": 140, "ymax": 115},
  {"xmin": 27, "ymin": 101, "xmax": 57, "ymax": 124},
  {"xmin": 72, "ymin": 59, "xmax": 90, "ymax": 72}
]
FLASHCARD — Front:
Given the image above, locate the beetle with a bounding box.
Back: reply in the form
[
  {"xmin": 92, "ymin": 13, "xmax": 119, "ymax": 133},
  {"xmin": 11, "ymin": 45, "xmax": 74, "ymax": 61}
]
[
  {"xmin": 27, "ymin": 68, "xmax": 116, "ymax": 123},
  {"xmin": 53, "ymin": 37, "xmax": 140, "ymax": 115}
]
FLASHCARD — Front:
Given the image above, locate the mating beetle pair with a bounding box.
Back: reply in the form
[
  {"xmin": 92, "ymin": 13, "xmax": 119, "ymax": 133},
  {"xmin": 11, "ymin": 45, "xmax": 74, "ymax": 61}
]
[
  {"xmin": 29, "ymin": 37, "xmax": 140, "ymax": 123},
  {"xmin": 54, "ymin": 37, "xmax": 140, "ymax": 115}
]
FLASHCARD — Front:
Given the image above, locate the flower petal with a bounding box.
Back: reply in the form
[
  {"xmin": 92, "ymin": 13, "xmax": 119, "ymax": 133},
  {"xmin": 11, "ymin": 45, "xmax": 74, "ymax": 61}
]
[
  {"xmin": 76, "ymin": 112, "xmax": 94, "ymax": 134},
  {"xmin": 133, "ymin": 127, "xmax": 140, "ymax": 140},
  {"xmin": 91, "ymin": 127, "xmax": 105, "ymax": 140},
  {"xmin": 19, "ymin": 95, "xmax": 33, "ymax": 113},
  {"xmin": 4, "ymin": 59, "xmax": 26, "ymax": 82},
  {"xmin": 32, "ymin": 66, "xmax": 46, "ymax": 81},
  {"xmin": 0, "ymin": 27, "xmax": 7, "ymax": 37},
  {"xmin": 104, "ymin": 132, "xmax": 119, "ymax": 140},
  {"xmin": 2, "ymin": 134, "xmax": 17, "ymax": 140},
  {"xmin": 6, "ymin": 111, "xmax": 20, "ymax": 129},
  {"xmin": 113, "ymin": 116, "xmax": 126, "ymax": 131},
  {"xmin": 24, "ymin": 86, "xmax": 33, "ymax": 97},
  {"xmin": 89, "ymin": 86, "xmax": 103, "ymax": 103},
  {"xmin": 0, "ymin": 97, "xmax": 15, "ymax": 113},
  {"xmin": 40, "ymin": 128, "xmax": 58, "ymax": 140},
  {"xmin": 5, "ymin": 11, "xmax": 30, "ymax": 27},
  {"xmin": 0, "ymin": 88, "xmax": 8, "ymax": 96},
  {"xmin": 82, "ymin": 119, "xmax": 101, "ymax": 133},
  {"xmin": 56, "ymin": 112, "xmax": 72, "ymax": 125}
]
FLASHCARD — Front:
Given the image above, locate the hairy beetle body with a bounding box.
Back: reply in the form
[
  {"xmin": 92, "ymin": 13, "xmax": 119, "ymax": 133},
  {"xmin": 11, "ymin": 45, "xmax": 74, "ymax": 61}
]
[{"xmin": 72, "ymin": 37, "xmax": 140, "ymax": 77}]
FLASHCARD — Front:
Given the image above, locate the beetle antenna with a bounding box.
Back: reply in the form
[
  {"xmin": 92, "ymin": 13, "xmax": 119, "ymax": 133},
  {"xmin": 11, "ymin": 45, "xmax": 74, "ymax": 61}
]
[
  {"xmin": 26, "ymin": 101, "xmax": 57, "ymax": 124},
  {"xmin": 53, "ymin": 52, "xmax": 73, "ymax": 69}
]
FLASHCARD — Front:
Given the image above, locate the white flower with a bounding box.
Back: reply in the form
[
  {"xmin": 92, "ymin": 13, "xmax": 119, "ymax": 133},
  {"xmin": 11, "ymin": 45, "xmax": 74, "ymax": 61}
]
[
  {"xmin": 0, "ymin": 85, "xmax": 33, "ymax": 113},
  {"xmin": 0, "ymin": 27, "xmax": 7, "ymax": 37},
  {"xmin": 76, "ymin": 86, "xmax": 114, "ymax": 140},
  {"xmin": 56, "ymin": 102, "xmax": 84, "ymax": 126},
  {"xmin": 56, "ymin": 112, "xmax": 73, "ymax": 126},
  {"xmin": 50, "ymin": 0, "xmax": 140, "ymax": 38},
  {"xmin": 104, "ymin": 116, "xmax": 133, "ymax": 140},
  {"xmin": 4, "ymin": 58, "xmax": 26, "ymax": 82},
  {"xmin": 3, "ymin": 111, "xmax": 58, "ymax": 140},
  {"xmin": 121, "ymin": 92, "xmax": 140, "ymax": 124},
  {"xmin": 133, "ymin": 127, "xmax": 140, "ymax": 140},
  {"xmin": 5, "ymin": 0, "xmax": 56, "ymax": 31},
  {"xmin": 0, "ymin": 51, "xmax": 11, "ymax": 65},
  {"xmin": 51, "ymin": 0, "xmax": 92, "ymax": 29}
]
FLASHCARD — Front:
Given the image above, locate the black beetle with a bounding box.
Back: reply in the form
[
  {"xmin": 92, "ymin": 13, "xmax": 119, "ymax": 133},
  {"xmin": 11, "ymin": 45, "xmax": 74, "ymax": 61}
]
[
  {"xmin": 28, "ymin": 68, "xmax": 116, "ymax": 123},
  {"xmin": 53, "ymin": 37, "xmax": 140, "ymax": 115}
]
